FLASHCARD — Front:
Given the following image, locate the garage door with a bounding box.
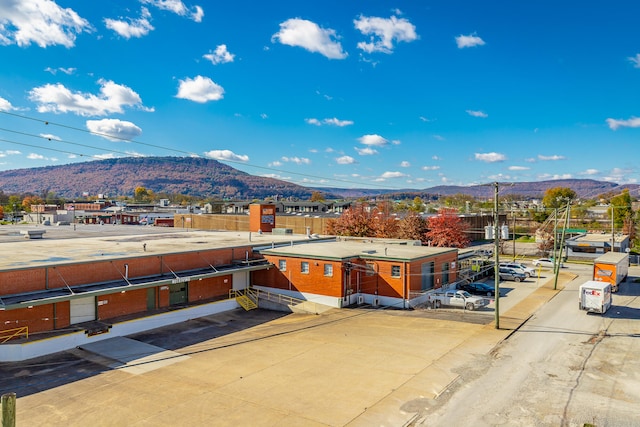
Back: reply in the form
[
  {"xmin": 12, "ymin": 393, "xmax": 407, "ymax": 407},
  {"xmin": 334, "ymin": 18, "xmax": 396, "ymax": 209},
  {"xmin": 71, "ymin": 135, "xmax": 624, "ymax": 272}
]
[{"xmin": 70, "ymin": 296, "xmax": 96, "ymax": 324}]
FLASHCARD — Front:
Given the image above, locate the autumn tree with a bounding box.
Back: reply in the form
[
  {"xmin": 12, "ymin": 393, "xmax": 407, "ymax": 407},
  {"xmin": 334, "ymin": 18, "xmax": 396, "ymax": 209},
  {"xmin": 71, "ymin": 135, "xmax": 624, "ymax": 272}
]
[
  {"xmin": 396, "ymin": 212, "xmax": 428, "ymax": 242},
  {"xmin": 409, "ymin": 196, "xmax": 424, "ymax": 212},
  {"xmin": 309, "ymin": 191, "xmax": 325, "ymax": 202},
  {"xmin": 424, "ymin": 208, "xmax": 470, "ymax": 248},
  {"xmin": 542, "ymin": 187, "xmax": 577, "ymax": 209},
  {"xmin": 134, "ymin": 186, "xmax": 155, "ymax": 203},
  {"xmin": 22, "ymin": 195, "xmax": 44, "ymax": 213},
  {"xmin": 609, "ymin": 189, "xmax": 633, "ymax": 228},
  {"xmin": 0, "ymin": 206, "xmax": 4, "ymax": 220},
  {"xmin": 326, "ymin": 204, "xmax": 378, "ymax": 237}
]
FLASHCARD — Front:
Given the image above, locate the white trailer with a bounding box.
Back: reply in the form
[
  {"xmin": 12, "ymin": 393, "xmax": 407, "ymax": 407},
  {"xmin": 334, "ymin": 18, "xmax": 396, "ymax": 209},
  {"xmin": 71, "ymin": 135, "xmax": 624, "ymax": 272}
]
[{"xmin": 578, "ymin": 280, "xmax": 612, "ymax": 314}]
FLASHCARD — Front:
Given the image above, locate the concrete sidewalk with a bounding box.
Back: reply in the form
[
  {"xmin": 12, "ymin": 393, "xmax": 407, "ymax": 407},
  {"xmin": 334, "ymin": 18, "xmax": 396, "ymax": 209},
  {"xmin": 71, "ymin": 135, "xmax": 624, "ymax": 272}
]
[{"xmin": 6, "ymin": 273, "xmax": 577, "ymax": 427}]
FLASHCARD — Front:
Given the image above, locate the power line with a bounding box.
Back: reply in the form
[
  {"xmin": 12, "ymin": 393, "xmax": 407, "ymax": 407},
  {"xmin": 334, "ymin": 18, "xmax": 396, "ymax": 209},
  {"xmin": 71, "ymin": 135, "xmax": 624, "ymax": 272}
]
[{"xmin": 0, "ymin": 111, "xmax": 415, "ymax": 191}]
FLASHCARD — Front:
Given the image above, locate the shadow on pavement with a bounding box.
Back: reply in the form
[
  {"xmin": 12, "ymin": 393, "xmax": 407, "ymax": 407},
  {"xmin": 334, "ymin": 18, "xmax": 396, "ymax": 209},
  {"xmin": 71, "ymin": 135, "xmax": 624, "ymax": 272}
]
[{"xmin": 0, "ymin": 308, "xmax": 288, "ymax": 397}]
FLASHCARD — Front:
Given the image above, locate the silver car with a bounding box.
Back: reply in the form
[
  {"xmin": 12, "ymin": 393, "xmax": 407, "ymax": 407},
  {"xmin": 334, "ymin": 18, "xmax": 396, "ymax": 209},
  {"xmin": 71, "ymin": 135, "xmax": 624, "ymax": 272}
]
[{"xmin": 499, "ymin": 262, "xmax": 535, "ymax": 277}]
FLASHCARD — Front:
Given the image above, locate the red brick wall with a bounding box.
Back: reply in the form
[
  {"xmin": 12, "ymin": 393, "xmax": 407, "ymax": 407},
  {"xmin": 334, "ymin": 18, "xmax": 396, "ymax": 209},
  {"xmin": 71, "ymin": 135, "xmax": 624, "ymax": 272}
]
[
  {"xmin": 256, "ymin": 255, "xmax": 344, "ymax": 297},
  {"xmin": 55, "ymin": 301, "xmax": 70, "ymax": 329},
  {"xmin": 0, "ymin": 269, "xmax": 47, "ymax": 294},
  {"xmin": 188, "ymin": 276, "xmax": 232, "ymax": 302},
  {"xmin": 0, "ymin": 305, "xmax": 54, "ymax": 335},
  {"xmin": 97, "ymin": 289, "xmax": 147, "ymax": 320}
]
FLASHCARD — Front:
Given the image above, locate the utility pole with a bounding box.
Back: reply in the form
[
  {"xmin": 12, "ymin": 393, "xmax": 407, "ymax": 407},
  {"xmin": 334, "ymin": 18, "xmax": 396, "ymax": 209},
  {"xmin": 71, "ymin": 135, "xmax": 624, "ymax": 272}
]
[
  {"xmin": 494, "ymin": 182, "xmax": 500, "ymax": 329},
  {"xmin": 2, "ymin": 392, "xmax": 16, "ymax": 427},
  {"xmin": 553, "ymin": 200, "xmax": 571, "ymax": 290},
  {"xmin": 611, "ymin": 204, "xmax": 615, "ymax": 252},
  {"xmin": 553, "ymin": 207, "xmax": 558, "ymax": 259},
  {"xmin": 512, "ymin": 208, "xmax": 516, "ymax": 261}
]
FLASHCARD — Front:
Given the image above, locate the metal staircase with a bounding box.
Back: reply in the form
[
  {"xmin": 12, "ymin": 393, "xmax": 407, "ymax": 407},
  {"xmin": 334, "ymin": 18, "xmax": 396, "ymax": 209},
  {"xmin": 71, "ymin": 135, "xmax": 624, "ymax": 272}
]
[{"xmin": 230, "ymin": 288, "xmax": 258, "ymax": 311}]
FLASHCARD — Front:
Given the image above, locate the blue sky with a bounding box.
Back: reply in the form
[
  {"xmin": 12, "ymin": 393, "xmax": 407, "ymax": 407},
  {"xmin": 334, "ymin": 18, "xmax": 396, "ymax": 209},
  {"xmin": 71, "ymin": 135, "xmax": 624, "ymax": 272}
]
[{"xmin": 1, "ymin": 1, "xmax": 640, "ymax": 191}]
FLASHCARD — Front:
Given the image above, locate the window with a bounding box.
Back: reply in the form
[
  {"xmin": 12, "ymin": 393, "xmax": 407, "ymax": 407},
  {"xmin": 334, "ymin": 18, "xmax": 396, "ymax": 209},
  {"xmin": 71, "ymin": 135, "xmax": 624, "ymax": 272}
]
[
  {"xmin": 391, "ymin": 265, "xmax": 401, "ymax": 278},
  {"xmin": 301, "ymin": 261, "xmax": 309, "ymax": 274},
  {"xmin": 324, "ymin": 263, "xmax": 333, "ymax": 277},
  {"xmin": 278, "ymin": 259, "xmax": 286, "ymax": 271},
  {"xmin": 442, "ymin": 262, "xmax": 450, "ymax": 285}
]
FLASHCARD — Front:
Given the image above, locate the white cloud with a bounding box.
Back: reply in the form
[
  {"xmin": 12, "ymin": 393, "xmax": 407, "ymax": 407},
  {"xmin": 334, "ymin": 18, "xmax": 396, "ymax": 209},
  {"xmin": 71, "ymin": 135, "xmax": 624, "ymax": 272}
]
[
  {"xmin": 355, "ymin": 147, "xmax": 378, "ymax": 156},
  {"xmin": 203, "ymin": 44, "xmax": 235, "ymax": 64},
  {"xmin": 204, "ymin": 149, "xmax": 249, "ymax": 162},
  {"xmin": 305, "ymin": 117, "xmax": 353, "ymax": 127},
  {"xmin": 44, "ymin": 67, "xmax": 76, "ymax": 75},
  {"xmin": 0, "ymin": 0, "xmax": 91, "ymax": 48},
  {"xmin": 466, "ymin": 109, "xmax": 488, "ymax": 118},
  {"xmin": 281, "ymin": 156, "xmax": 310, "ymax": 165},
  {"xmin": 508, "ymin": 166, "xmax": 530, "ymax": 171},
  {"xmin": 422, "ymin": 165, "xmax": 440, "ymax": 171},
  {"xmin": 537, "ymin": 173, "xmax": 573, "ymax": 180},
  {"xmin": 29, "ymin": 79, "xmax": 153, "ymax": 116},
  {"xmin": 606, "ymin": 116, "xmax": 640, "ymax": 130},
  {"xmin": 628, "ymin": 54, "xmax": 640, "ymax": 68},
  {"xmin": 0, "ymin": 150, "xmax": 21, "ymax": 157},
  {"xmin": 336, "ymin": 155, "xmax": 356, "ymax": 165},
  {"xmin": 400, "ymin": 161, "xmax": 410, "ymax": 167},
  {"xmin": 380, "ymin": 171, "xmax": 406, "ymax": 179},
  {"xmin": 0, "ymin": 96, "xmax": 16, "ymax": 111},
  {"xmin": 94, "ymin": 153, "xmax": 117, "ymax": 160},
  {"xmin": 475, "ymin": 152, "xmax": 506, "ymax": 163},
  {"xmin": 432, "ymin": 155, "xmax": 440, "ymax": 160},
  {"xmin": 354, "ymin": 15, "xmax": 417, "ymax": 54},
  {"xmin": 419, "ymin": 116, "xmax": 431, "ymax": 122},
  {"xmin": 86, "ymin": 118, "xmax": 143, "ymax": 141},
  {"xmin": 268, "ymin": 160, "xmax": 282, "ymax": 167},
  {"xmin": 358, "ymin": 134, "xmax": 388, "ymax": 146},
  {"xmin": 433, "ymin": 135, "xmax": 445, "ymax": 141},
  {"xmin": 40, "ymin": 133, "xmax": 61, "ymax": 141},
  {"xmin": 272, "ymin": 18, "xmax": 347, "ymax": 59},
  {"xmin": 27, "ymin": 153, "xmax": 45, "ymax": 160},
  {"xmin": 140, "ymin": 0, "xmax": 204, "ymax": 22},
  {"xmin": 323, "ymin": 117, "xmax": 353, "ymax": 127},
  {"xmin": 455, "ymin": 33, "xmax": 485, "ymax": 49},
  {"xmin": 176, "ymin": 75, "xmax": 224, "ymax": 103},
  {"xmin": 260, "ymin": 113, "xmax": 268, "ymax": 119},
  {"xmin": 581, "ymin": 168, "xmax": 599, "ymax": 175},
  {"xmin": 105, "ymin": 8, "xmax": 154, "ymax": 39},
  {"xmin": 538, "ymin": 154, "xmax": 565, "ymax": 161},
  {"xmin": 524, "ymin": 157, "xmax": 536, "ymax": 163}
]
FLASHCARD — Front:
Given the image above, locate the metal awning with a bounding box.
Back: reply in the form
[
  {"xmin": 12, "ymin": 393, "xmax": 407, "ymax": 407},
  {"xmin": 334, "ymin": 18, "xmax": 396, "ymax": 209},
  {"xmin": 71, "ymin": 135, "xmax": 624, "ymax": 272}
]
[{"xmin": 0, "ymin": 259, "xmax": 273, "ymax": 311}]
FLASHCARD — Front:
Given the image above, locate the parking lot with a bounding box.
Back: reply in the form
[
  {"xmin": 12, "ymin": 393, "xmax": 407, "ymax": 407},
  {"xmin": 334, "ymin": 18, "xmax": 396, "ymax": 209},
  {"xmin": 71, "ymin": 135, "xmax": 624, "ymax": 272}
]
[{"xmin": 0, "ymin": 267, "xmax": 575, "ymax": 426}]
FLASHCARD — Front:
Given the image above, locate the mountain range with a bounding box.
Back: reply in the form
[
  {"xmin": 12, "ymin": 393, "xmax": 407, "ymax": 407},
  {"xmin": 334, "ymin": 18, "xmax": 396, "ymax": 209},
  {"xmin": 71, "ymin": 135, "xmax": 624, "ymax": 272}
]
[{"xmin": 0, "ymin": 156, "xmax": 635, "ymax": 200}]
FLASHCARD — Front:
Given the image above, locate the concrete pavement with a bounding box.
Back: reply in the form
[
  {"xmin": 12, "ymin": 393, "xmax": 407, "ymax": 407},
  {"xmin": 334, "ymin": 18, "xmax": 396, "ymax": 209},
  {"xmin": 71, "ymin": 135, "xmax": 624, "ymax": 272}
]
[{"xmin": 1, "ymin": 272, "xmax": 577, "ymax": 426}]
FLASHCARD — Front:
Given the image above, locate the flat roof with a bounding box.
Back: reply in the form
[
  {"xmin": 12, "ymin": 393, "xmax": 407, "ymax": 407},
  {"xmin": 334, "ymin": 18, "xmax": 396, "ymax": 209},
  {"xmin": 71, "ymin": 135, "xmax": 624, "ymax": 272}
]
[
  {"xmin": 568, "ymin": 233, "xmax": 628, "ymax": 244},
  {"xmin": 259, "ymin": 239, "xmax": 457, "ymax": 262},
  {"xmin": 0, "ymin": 224, "xmax": 322, "ymax": 270}
]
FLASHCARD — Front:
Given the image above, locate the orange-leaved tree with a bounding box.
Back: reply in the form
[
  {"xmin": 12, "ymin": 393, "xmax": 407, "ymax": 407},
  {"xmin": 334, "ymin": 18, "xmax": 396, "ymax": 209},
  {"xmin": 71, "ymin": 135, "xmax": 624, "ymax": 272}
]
[{"xmin": 425, "ymin": 208, "xmax": 470, "ymax": 248}]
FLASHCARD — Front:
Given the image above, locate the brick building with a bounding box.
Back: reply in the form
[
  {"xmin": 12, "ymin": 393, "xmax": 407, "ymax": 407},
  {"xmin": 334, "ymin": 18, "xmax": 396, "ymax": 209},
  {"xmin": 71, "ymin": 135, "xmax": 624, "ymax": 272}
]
[{"xmin": 253, "ymin": 238, "xmax": 458, "ymax": 309}]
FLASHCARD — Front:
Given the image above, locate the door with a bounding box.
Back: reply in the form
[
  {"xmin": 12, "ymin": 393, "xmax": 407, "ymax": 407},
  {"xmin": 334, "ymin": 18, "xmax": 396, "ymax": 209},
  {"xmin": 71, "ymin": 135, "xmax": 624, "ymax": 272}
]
[
  {"xmin": 147, "ymin": 288, "xmax": 156, "ymax": 310},
  {"xmin": 422, "ymin": 262, "xmax": 434, "ymax": 290},
  {"xmin": 70, "ymin": 296, "xmax": 96, "ymax": 324},
  {"xmin": 169, "ymin": 282, "xmax": 188, "ymax": 306}
]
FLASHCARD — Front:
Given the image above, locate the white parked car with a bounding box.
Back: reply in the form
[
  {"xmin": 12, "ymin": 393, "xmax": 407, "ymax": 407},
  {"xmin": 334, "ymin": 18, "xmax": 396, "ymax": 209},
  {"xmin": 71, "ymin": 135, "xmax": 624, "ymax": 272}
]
[
  {"xmin": 499, "ymin": 262, "xmax": 536, "ymax": 277},
  {"xmin": 532, "ymin": 258, "xmax": 563, "ymax": 268}
]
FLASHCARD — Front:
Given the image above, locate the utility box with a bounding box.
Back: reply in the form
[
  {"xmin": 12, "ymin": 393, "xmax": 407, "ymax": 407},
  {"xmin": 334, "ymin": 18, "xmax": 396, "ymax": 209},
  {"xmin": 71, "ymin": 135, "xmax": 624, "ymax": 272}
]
[{"xmin": 579, "ymin": 280, "xmax": 612, "ymax": 314}]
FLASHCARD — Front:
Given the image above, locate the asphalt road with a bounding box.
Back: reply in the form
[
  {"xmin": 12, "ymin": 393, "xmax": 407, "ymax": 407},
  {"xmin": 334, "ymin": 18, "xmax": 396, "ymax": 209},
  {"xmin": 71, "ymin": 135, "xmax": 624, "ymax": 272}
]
[{"xmin": 419, "ymin": 264, "xmax": 640, "ymax": 426}]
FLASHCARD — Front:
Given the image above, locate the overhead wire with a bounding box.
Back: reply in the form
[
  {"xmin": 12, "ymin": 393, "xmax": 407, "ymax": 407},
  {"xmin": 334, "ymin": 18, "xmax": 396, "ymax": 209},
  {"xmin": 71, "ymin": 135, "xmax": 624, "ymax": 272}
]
[{"xmin": 0, "ymin": 110, "xmax": 417, "ymax": 191}]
